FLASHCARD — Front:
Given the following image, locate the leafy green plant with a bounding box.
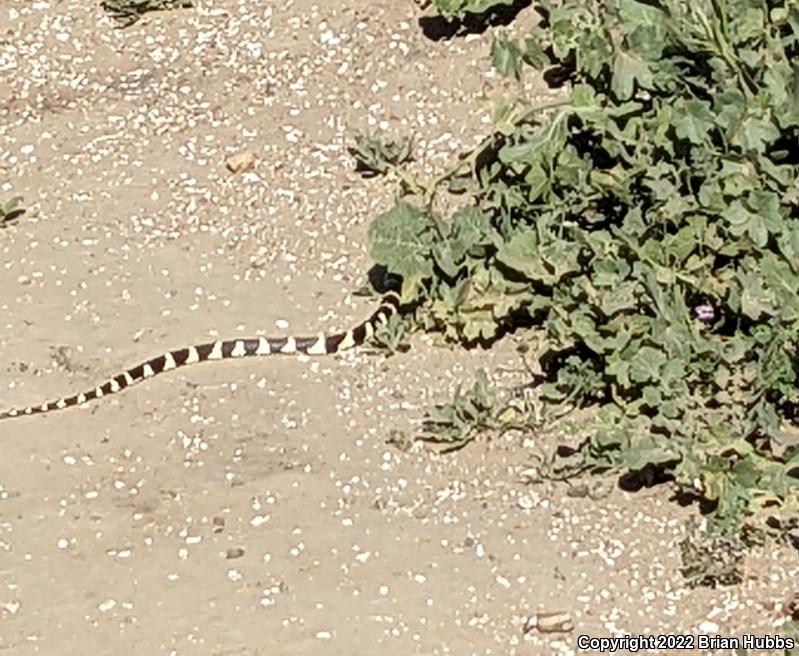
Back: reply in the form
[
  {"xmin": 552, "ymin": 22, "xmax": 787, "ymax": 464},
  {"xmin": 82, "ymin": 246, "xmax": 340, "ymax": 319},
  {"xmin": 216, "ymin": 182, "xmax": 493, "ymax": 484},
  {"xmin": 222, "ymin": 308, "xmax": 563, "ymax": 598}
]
[
  {"xmin": 100, "ymin": 0, "xmax": 192, "ymax": 27},
  {"xmin": 428, "ymin": 0, "xmax": 518, "ymax": 19},
  {"xmin": 365, "ymin": 310, "xmax": 414, "ymax": 355},
  {"xmin": 0, "ymin": 196, "xmax": 24, "ymax": 226},
  {"xmin": 783, "ymin": 614, "xmax": 799, "ymax": 656},
  {"xmin": 368, "ymin": 0, "xmax": 799, "ymax": 538},
  {"xmin": 348, "ymin": 131, "xmax": 413, "ymax": 177},
  {"xmin": 422, "ymin": 370, "xmax": 505, "ymax": 450},
  {"xmin": 679, "ymin": 519, "xmax": 748, "ymax": 587}
]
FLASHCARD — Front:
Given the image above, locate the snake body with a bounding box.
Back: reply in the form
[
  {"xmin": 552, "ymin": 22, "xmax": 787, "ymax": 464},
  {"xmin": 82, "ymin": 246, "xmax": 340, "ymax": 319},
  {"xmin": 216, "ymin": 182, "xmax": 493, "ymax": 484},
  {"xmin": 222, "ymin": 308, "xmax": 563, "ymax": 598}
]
[{"xmin": 0, "ymin": 293, "xmax": 400, "ymax": 420}]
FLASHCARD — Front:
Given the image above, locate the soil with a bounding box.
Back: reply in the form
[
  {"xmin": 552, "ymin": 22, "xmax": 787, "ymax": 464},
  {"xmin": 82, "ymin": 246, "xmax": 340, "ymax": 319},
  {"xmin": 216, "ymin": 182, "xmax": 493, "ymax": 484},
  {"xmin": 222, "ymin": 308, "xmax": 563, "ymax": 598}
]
[{"xmin": 1, "ymin": 1, "xmax": 797, "ymax": 654}]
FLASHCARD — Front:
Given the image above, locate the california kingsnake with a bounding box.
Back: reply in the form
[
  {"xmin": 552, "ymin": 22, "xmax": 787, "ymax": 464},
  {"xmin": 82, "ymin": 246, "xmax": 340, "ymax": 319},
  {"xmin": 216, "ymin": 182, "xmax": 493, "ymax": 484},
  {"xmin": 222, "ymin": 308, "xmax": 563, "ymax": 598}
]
[{"xmin": 0, "ymin": 292, "xmax": 401, "ymax": 421}]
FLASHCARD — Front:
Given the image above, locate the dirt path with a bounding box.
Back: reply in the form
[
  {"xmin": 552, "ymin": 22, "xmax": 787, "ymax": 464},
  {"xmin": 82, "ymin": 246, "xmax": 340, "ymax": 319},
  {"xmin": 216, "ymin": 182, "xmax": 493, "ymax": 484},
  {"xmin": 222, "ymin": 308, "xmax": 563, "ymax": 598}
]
[{"xmin": 1, "ymin": 1, "xmax": 796, "ymax": 654}]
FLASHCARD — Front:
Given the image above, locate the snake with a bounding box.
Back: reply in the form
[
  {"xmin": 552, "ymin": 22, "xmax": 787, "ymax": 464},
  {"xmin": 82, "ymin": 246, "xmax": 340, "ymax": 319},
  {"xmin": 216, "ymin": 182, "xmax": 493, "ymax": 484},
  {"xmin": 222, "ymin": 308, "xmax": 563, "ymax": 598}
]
[{"xmin": 0, "ymin": 292, "xmax": 401, "ymax": 421}]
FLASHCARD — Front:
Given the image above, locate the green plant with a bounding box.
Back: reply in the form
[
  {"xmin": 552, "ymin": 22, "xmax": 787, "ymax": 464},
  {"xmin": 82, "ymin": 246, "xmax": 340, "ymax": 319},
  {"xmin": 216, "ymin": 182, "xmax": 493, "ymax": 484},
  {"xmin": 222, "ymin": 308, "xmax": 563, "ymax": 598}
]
[
  {"xmin": 100, "ymin": 0, "xmax": 192, "ymax": 27},
  {"xmin": 783, "ymin": 615, "xmax": 799, "ymax": 656},
  {"xmin": 428, "ymin": 0, "xmax": 518, "ymax": 19},
  {"xmin": 679, "ymin": 519, "xmax": 748, "ymax": 587},
  {"xmin": 0, "ymin": 196, "xmax": 24, "ymax": 226},
  {"xmin": 368, "ymin": 0, "xmax": 799, "ymax": 538},
  {"xmin": 348, "ymin": 131, "xmax": 414, "ymax": 177},
  {"xmin": 422, "ymin": 370, "xmax": 504, "ymax": 450}
]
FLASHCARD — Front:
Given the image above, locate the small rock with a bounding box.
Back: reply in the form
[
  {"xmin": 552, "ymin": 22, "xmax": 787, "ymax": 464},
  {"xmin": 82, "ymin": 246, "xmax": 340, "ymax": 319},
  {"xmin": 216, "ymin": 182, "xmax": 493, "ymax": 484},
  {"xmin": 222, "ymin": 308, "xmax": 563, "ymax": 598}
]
[
  {"xmin": 525, "ymin": 611, "xmax": 574, "ymax": 634},
  {"xmin": 226, "ymin": 150, "xmax": 256, "ymax": 173},
  {"xmin": 519, "ymin": 466, "xmax": 543, "ymax": 484},
  {"xmin": 699, "ymin": 620, "xmax": 719, "ymax": 633},
  {"xmin": 566, "ymin": 484, "xmax": 589, "ymax": 498}
]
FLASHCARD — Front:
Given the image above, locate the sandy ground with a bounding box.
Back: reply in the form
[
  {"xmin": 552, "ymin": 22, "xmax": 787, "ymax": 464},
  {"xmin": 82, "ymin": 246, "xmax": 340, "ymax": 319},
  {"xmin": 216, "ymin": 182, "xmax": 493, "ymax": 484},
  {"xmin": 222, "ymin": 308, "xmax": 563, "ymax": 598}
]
[{"xmin": 1, "ymin": 1, "xmax": 797, "ymax": 654}]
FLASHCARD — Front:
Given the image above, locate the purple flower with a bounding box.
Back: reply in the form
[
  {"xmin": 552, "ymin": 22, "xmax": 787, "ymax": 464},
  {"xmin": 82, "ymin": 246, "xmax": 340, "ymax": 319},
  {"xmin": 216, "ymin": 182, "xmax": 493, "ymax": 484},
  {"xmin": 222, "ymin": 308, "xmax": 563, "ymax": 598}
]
[{"xmin": 694, "ymin": 304, "xmax": 715, "ymax": 322}]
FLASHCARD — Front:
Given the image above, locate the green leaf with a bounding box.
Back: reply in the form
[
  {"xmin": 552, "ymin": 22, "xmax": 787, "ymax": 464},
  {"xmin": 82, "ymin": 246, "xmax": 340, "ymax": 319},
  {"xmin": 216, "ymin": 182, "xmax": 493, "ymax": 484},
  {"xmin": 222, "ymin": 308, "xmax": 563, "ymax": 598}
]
[
  {"xmin": 430, "ymin": 0, "xmax": 515, "ymax": 19},
  {"xmin": 621, "ymin": 439, "xmax": 677, "ymax": 470},
  {"xmin": 723, "ymin": 200, "xmax": 771, "ymax": 247},
  {"xmin": 0, "ymin": 195, "xmax": 24, "ymax": 225},
  {"xmin": 368, "ymin": 201, "xmax": 436, "ymax": 301},
  {"xmin": 495, "ymin": 230, "xmax": 538, "ymax": 274},
  {"xmin": 629, "ymin": 346, "xmax": 667, "ymax": 383},
  {"xmin": 736, "ymin": 269, "xmax": 775, "ymax": 320},
  {"xmin": 612, "ymin": 50, "xmax": 653, "ymax": 100},
  {"xmin": 491, "ymin": 35, "xmax": 523, "ymax": 78},
  {"xmin": 522, "ymin": 35, "xmax": 551, "ymax": 70},
  {"xmin": 734, "ymin": 117, "xmax": 780, "ymax": 154},
  {"xmin": 673, "ymin": 99, "xmax": 714, "ymax": 145},
  {"xmin": 571, "ymin": 84, "xmax": 598, "ymax": 108},
  {"xmin": 448, "ymin": 207, "xmax": 494, "ymax": 262}
]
